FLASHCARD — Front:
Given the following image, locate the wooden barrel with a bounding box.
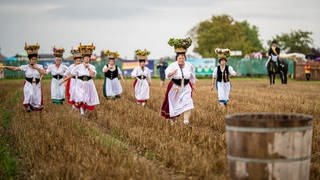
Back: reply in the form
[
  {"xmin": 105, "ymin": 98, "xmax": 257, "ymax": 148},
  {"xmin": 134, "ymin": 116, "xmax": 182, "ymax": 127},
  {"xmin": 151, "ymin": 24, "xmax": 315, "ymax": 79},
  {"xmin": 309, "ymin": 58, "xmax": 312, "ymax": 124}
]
[{"xmin": 225, "ymin": 113, "xmax": 313, "ymax": 180}]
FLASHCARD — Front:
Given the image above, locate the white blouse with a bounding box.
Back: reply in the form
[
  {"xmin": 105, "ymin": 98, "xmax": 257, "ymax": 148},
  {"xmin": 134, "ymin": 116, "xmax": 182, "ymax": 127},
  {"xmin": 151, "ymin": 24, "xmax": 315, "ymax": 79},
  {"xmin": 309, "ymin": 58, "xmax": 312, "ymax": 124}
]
[
  {"xmin": 165, "ymin": 61, "xmax": 196, "ymax": 84},
  {"xmin": 71, "ymin": 63, "xmax": 97, "ymax": 77},
  {"xmin": 46, "ymin": 64, "xmax": 68, "ymax": 75},
  {"xmin": 131, "ymin": 66, "xmax": 151, "ymax": 81},
  {"xmin": 20, "ymin": 64, "xmax": 44, "ymax": 79}
]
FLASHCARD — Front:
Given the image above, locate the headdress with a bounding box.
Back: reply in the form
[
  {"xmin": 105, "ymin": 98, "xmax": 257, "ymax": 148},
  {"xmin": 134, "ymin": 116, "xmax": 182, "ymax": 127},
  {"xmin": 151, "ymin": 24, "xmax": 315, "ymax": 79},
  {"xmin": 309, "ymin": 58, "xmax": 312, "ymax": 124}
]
[
  {"xmin": 168, "ymin": 37, "xmax": 192, "ymax": 53},
  {"xmin": 135, "ymin": 49, "xmax": 150, "ymax": 60},
  {"xmin": 104, "ymin": 50, "xmax": 120, "ymax": 59},
  {"xmin": 24, "ymin": 42, "xmax": 40, "ymax": 56},
  {"xmin": 53, "ymin": 46, "xmax": 65, "ymax": 58},
  {"xmin": 78, "ymin": 43, "xmax": 95, "ymax": 57},
  {"xmin": 70, "ymin": 48, "xmax": 82, "ymax": 59},
  {"xmin": 215, "ymin": 48, "xmax": 230, "ymax": 61}
]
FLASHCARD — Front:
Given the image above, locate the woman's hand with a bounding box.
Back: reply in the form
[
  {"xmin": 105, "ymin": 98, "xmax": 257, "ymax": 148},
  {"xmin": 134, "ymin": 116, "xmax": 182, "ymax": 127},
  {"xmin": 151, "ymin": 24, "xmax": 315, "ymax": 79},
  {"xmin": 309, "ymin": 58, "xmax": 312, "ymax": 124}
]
[
  {"xmin": 168, "ymin": 69, "xmax": 178, "ymax": 77},
  {"xmin": 104, "ymin": 66, "xmax": 110, "ymax": 72},
  {"xmin": 191, "ymin": 84, "xmax": 196, "ymax": 93}
]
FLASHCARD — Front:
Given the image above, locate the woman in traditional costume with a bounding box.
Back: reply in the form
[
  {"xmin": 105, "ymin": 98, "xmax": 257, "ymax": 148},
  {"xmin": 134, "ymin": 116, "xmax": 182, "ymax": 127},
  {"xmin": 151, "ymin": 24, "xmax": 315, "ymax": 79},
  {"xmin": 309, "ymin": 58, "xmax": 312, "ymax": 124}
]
[
  {"xmin": 212, "ymin": 48, "xmax": 237, "ymax": 107},
  {"xmin": 161, "ymin": 37, "xmax": 196, "ymax": 125},
  {"xmin": 131, "ymin": 49, "xmax": 151, "ymax": 106},
  {"xmin": 2, "ymin": 43, "xmax": 46, "ymax": 112},
  {"xmin": 46, "ymin": 47, "xmax": 68, "ymax": 104},
  {"xmin": 71, "ymin": 43, "xmax": 100, "ymax": 116},
  {"xmin": 102, "ymin": 50, "xmax": 125, "ymax": 99}
]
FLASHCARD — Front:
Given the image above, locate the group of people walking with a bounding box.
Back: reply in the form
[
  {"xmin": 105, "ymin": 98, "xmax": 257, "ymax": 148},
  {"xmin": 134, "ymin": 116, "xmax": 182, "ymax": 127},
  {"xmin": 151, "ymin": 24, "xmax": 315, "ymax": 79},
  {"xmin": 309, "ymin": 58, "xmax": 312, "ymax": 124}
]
[{"xmin": 1, "ymin": 38, "xmax": 238, "ymax": 125}]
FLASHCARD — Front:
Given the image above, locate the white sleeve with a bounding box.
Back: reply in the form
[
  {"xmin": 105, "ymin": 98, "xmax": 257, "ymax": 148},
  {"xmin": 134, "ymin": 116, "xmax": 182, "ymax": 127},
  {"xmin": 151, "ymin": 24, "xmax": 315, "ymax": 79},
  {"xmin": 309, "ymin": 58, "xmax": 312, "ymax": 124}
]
[
  {"xmin": 70, "ymin": 65, "xmax": 78, "ymax": 76},
  {"xmin": 46, "ymin": 65, "xmax": 52, "ymax": 74},
  {"xmin": 90, "ymin": 64, "xmax": 97, "ymax": 77},
  {"xmin": 63, "ymin": 65, "xmax": 68, "ymax": 73},
  {"xmin": 19, "ymin": 65, "xmax": 28, "ymax": 72},
  {"xmin": 131, "ymin": 67, "xmax": 137, "ymax": 77},
  {"xmin": 102, "ymin": 65, "xmax": 107, "ymax": 72},
  {"xmin": 64, "ymin": 67, "xmax": 71, "ymax": 76},
  {"xmin": 38, "ymin": 64, "xmax": 44, "ymax": 70},
  {"xmin": 212, "ymin": 67, "xmax": 218, "ymax": 78},
  {"xmin": 147, "ymin": 68, "xmax": 151, "ymax": 82},
  {"xmin": 190, "ymin": 64, "xmax": 196, "ymax": 84},
  {"xmin": 229, "ymin": 66, "xmax": 237, "ymax": 76},
  {"xmin": 117, "ymin": 67, "xmax": 122, "ymax": 75},
  {"xmin": 165, "ymin": 64, "xmax": 174, "ymax": 79}
]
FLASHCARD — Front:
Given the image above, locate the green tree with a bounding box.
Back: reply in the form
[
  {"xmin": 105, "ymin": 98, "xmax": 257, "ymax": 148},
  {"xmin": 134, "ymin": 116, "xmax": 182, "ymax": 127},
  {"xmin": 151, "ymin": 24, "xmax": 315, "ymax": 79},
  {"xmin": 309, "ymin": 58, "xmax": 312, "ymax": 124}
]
[
  {"xmin": 188, "ymin": 15, "xmax": 263, "ymax": 58},
  {"xmin": 268, "ymin": 30, "xmax": 313, "ymax": 54}
]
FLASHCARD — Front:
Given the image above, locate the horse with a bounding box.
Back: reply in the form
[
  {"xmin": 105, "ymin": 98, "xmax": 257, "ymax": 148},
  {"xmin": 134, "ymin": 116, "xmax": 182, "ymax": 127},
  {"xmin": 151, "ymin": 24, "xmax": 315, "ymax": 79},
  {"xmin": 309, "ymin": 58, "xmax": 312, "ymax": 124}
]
[
  {"xmin": 278, "ymin": 59, "xmax": 288, "ymax": 84},
  {"xmin": 267, "ymin": 60, "xmax": 278, "ymax": 85}
]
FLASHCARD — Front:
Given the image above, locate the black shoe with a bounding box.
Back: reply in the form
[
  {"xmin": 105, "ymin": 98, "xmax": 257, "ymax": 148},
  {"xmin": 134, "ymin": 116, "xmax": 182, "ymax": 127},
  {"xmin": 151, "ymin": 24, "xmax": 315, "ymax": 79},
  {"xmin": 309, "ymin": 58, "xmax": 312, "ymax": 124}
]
[{"xmin": 26, "ymin": 106, "xmax": 32, "ymax": 112}]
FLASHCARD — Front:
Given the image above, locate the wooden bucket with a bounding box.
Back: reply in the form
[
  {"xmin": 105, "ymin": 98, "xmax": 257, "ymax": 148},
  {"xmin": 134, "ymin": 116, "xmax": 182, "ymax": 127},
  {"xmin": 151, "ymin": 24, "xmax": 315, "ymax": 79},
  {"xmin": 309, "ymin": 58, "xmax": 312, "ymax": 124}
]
[{"xmin": 225, "ymin": 113, "xmax": 313, "ymax": 180}]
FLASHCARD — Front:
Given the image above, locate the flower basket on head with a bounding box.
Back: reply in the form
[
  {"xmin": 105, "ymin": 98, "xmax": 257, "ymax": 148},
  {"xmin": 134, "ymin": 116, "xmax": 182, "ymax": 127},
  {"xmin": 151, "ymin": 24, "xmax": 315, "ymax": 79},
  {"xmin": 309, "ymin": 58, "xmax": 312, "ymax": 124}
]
[
  {"xmin": 215, "ymin": 48, "xmax": 230, "ymax": 60},
  {"xmin": 104, "ymin": 50, "xmax": 120, "ymax": 59},
  {"xmin": 53, "ymin": 46, "xmax": 65, "ymax": 58},
  {"xmin": 70, "ymin": 48, "xmax": 82, "ymax": 59},
  {"xmin": 24, "ymin": 42, "xmax": 40, "ymax": 55},
  {"xmin": 78, "ymin": 43, "xmax": 95, "ymax": 57},
  {"xmin": 168, "ymin": 37, "xmax": 192, "ymax": 53},
  {"xmin": 135, "ymin": 49, "xmax": 150, "ymax": 60}
]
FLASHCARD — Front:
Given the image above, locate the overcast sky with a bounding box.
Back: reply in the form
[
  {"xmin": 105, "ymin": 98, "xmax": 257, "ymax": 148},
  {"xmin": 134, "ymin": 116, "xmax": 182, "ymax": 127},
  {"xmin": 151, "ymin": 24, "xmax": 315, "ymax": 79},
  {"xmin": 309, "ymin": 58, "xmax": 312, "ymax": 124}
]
[{"xmin": 0, "ymin": 0, "xmax": 319, "ymax": 59}]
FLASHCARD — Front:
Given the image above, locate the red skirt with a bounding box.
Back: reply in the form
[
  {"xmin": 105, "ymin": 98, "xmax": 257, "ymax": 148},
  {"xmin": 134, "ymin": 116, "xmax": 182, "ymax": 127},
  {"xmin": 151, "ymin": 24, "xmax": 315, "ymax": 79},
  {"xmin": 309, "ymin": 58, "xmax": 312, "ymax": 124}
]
[{"xmin": 160, "ymin": 81, "xmax": 193, "ymax": 119}]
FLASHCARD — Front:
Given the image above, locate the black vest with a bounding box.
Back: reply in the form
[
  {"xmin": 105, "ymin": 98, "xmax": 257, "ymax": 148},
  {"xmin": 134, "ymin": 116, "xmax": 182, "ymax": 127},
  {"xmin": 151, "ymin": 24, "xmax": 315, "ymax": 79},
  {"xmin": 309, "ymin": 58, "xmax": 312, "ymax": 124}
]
[
  {"xmin": 217, "ymin": 65, "xmax": 229, "ymax": 82},
  {"xmin": 104, "ymin": 65, "xmax": 119, "ymax": 80}
]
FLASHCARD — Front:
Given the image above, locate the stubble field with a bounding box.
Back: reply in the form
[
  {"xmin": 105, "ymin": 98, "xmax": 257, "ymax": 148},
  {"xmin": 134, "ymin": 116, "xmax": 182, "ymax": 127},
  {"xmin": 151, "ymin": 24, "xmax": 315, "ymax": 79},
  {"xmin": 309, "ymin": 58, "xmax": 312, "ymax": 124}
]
[{"xmin": 0, "ymin": 78, "xmax": 319, "ymax": 179}]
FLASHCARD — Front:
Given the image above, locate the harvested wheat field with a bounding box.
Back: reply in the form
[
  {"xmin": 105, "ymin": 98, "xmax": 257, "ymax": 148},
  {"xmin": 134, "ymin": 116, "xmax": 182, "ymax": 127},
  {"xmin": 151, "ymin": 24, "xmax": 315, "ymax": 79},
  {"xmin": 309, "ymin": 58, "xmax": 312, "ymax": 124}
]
[{"xmin": 0, "ymin": 78, "xmax": 319, "ymax": 179}]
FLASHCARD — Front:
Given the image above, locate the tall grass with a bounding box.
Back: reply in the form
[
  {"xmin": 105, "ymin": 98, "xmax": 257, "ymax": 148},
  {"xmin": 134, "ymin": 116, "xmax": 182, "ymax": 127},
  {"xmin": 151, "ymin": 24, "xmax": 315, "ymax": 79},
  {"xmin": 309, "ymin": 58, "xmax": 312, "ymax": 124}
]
[{"xmin": 0, "ymin": 78, "xmax": 319, "ymax": 179}]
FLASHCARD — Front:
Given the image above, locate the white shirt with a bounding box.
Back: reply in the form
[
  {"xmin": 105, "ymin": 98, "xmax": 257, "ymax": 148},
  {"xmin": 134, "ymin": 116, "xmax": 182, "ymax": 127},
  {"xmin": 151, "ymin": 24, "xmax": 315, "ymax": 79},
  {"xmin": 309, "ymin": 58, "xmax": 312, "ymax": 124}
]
[
  {"xmin": 71, "ymin": 63, "xmax": 97, "ymax": 77},
  {"xmin": 46, "ymin": 64, "xmax": 68, "ymax": 75},
  {"xmin": 165, "ymin": 61, "xmax": 196, "ymax": 84},
  {"xmin": 20, "ymin": 64, "xmax": 44, "ymax": 79},
  {"xmin": 131, "ymin": 66, "xmax": 151, "ymax": 81}
]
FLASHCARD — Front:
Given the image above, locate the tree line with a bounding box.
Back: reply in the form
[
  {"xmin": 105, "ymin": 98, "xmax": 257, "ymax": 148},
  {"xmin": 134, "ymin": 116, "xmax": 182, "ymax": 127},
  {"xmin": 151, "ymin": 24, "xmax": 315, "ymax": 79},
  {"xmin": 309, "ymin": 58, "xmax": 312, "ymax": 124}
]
[{"xmin": 188, "ymin": 14, "xmax": 318, "ymax": 57}]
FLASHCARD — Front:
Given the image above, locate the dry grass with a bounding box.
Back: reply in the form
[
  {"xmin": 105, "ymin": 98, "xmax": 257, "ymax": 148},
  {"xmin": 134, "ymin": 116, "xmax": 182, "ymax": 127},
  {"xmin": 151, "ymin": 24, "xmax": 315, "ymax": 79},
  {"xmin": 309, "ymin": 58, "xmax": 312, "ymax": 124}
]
[{"xmin": 0, "ymin": 78, "xmax": 319, "ymax": 179}]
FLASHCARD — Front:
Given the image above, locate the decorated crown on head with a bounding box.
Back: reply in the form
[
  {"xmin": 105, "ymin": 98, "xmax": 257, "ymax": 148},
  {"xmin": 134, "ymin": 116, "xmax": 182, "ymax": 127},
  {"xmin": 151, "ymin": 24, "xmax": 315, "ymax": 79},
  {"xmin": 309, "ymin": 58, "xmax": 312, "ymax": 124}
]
[
  {"xmin": 52, "ymin": 46, "xmax": 65, "ymax": 58},
  {"xmin": 168, "ymin": 37, "xmax": 192, "ymax": 53},
  {"xmin": 78, "ymin": 43, "xmax": 95, "ymax": 57},
  {"xmin": 215, "ymin": 48, "xmax": 230, "ymax": 59},
  {"xmin": 70, "ymin": 48, "xmax": 82, "ymax": 59},
  {"xmin": 24, "ymin": 42, "xmax": 40, "ymax": 55},
  {"xmin": 135, "ymin": 49, "xmax": 150, "ymax": 60},
  {"xmin": 104, "ymin": 50, "xmax": 120, "ymax": 59}
]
